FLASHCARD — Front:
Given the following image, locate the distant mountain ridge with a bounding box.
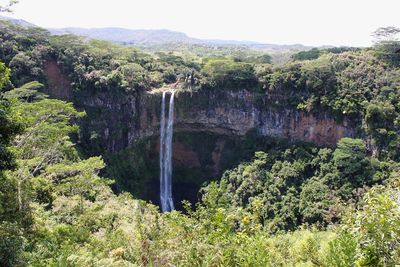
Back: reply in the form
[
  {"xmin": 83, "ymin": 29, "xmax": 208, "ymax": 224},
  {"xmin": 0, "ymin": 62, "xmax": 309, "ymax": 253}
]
[
  {"xmin": 0, "ymin": 16, "xmax": 313, "ymax": 51},
  {"xmin": 48, "ymin": 27, "xmax": 202, "ymax": 45},
  {"xmin": 48, "ymin": 27, "xmax": 312, "ymax": 51},
  {"xmin": 0, "ymin": 16, "xmax": 36, "ymax": 28}
]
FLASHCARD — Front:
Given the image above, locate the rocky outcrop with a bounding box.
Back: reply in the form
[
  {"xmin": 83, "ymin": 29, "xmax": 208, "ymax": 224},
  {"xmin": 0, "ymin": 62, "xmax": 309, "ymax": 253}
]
[
  {"xmin": 77, "ymin": 88, "xmax": 355, "ymax": 153},
  {"xmin": 43, "ymin": 59, "xmax": 72, "ymax": 100}
]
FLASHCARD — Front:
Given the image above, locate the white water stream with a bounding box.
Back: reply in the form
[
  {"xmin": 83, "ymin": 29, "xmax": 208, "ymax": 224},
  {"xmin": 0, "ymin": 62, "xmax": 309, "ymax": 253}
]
[{"xmin": 159, "ymin": 91, "xmax": 175, "ymax": 212}]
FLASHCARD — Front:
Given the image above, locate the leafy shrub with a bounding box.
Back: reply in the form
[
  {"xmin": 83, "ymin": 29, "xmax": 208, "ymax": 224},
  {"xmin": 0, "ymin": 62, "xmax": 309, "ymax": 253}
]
[{"xmin": 201, "ymin": 58, "xmax": 258, "ymax": 90}]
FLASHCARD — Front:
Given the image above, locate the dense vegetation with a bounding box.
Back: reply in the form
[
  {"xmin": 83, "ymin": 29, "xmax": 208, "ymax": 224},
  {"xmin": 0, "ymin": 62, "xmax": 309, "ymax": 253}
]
[{"xmin": 0, "ymin": 19, "xmax": 400, "ymax": 266}]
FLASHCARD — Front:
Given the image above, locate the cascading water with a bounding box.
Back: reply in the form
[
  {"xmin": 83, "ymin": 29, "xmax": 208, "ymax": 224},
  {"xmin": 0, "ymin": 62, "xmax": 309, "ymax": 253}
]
[
  {"xmin": 159, "ymin": 92, "xmax": 167, "ymax": 211},
  {"xmin": 159, "ymin": 91, "xmax": 175, "ymax": 212}
]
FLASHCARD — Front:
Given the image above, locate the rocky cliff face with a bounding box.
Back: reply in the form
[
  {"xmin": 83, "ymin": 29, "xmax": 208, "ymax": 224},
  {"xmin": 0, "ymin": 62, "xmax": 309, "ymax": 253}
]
[
  {"xmin": 77, "ymin": 88, "xmax": 355, "ymax": 153},
  {"xmin": 42, "ymin": 59, "xmax": 355, "ymax": 151},
  {"xmin": 23, "ymin": 55, "xmax": 372, "ymax": 208},
  {"xmin": 74, "ymin": 88, "xmax": 356, "ymax": 207}
]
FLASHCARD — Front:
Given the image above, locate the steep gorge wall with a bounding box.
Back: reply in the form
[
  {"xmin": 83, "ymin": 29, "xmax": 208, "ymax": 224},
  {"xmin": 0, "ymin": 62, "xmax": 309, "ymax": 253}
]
[
  {"xmin": 77, "ymin": 88, "xmax": 356, "ymax": 154},
  {"xmin": 42, "ymin": 60, "xmax": 358, "ymax": 205},
  {"xmin": 68, "ymin": 86, "xmax": 359, "ymax": 206}
]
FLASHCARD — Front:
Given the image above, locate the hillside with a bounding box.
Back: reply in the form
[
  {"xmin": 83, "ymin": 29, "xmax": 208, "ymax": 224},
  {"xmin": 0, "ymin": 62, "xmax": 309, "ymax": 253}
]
[
  {"xmin": 0, "ymin": 15, "xmax": 35, "ymax": 27},
  {"xmin": 48, "ymin": 27, "xmax": 200, "ymax": 45},
  {"xmin": 1, "ymin": 16, "xmax": 312, "ymax": 53}
]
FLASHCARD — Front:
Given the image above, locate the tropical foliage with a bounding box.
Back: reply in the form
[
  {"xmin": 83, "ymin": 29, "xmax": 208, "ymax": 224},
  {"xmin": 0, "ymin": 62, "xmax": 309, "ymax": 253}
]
[{"xmin": 0, "ymin": 20, "xmax": 400, "ymax": 266}]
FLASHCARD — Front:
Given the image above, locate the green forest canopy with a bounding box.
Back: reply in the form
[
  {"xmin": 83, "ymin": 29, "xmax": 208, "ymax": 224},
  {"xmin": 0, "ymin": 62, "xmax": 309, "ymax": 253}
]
[{"xmin": 0, "ymin": 21, "xmax": 399, "ymax": 266}]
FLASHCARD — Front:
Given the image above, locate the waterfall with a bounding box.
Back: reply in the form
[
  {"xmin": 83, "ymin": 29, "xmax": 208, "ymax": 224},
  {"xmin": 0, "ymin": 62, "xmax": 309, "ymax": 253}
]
[
  {"xmin": 159, "ymin": 92, "xmax": 166, "ymax": 211},
  {"xmin": 159, "ymin": 91, "xmax": 175, "ymax": 212}
]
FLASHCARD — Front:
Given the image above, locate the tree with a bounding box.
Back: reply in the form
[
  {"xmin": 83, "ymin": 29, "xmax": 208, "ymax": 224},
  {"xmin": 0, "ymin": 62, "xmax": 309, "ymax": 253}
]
[
  {"xmin": 291, "ymin": 48, "xmax": 322, "ymax": 61},
  {"xmin": 372, "ymin": 27, "xmax": 400, "ymax": 43},
  {"xmin": 332, "ymin": 138, "xmax": 372, "ymax": 197},
  {"xmin": 299, "ymin": 178, "xmax": 332, "ymax": 225},
  {"xmin": 0, "ymin": 61, "xmax": 23, "ymax": 267},
  {"xmin": 8, "ymin": 98, "xmax": 84, "ymax": 213},
  {"xmin": 372, "ymin": 27, "xmax": 400, "ymax": 67},
  {"xmin": 201, "ymin": 58, "xmax": 258, "ymax": 90},
  {"xmin": 352, "ymin": 186, "xmax": 400, "ymax": 266},
  {"xmin": 0, "ymin": 0, "xmax": 18, "ymax": 13},
  {"xmin": 0, "ymin": 62, "xmax": 22, "ymax": 172}
]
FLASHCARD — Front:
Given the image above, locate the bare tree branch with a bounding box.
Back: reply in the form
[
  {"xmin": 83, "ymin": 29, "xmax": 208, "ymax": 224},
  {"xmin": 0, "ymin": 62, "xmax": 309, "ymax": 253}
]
[
  {"xmin": 372, "ymin": 26, "xmax": 400, "ymax": 43},
  {"xmin": 0, "ymin": 0, "xmax": 19, "ymax": 13}
]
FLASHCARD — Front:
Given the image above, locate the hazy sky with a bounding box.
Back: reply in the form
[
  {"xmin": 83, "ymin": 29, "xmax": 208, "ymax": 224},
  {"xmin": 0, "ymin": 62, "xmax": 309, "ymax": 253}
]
[{"xmin": 4, "ymin": 0, "xmax": 400, "ymax": 46}]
